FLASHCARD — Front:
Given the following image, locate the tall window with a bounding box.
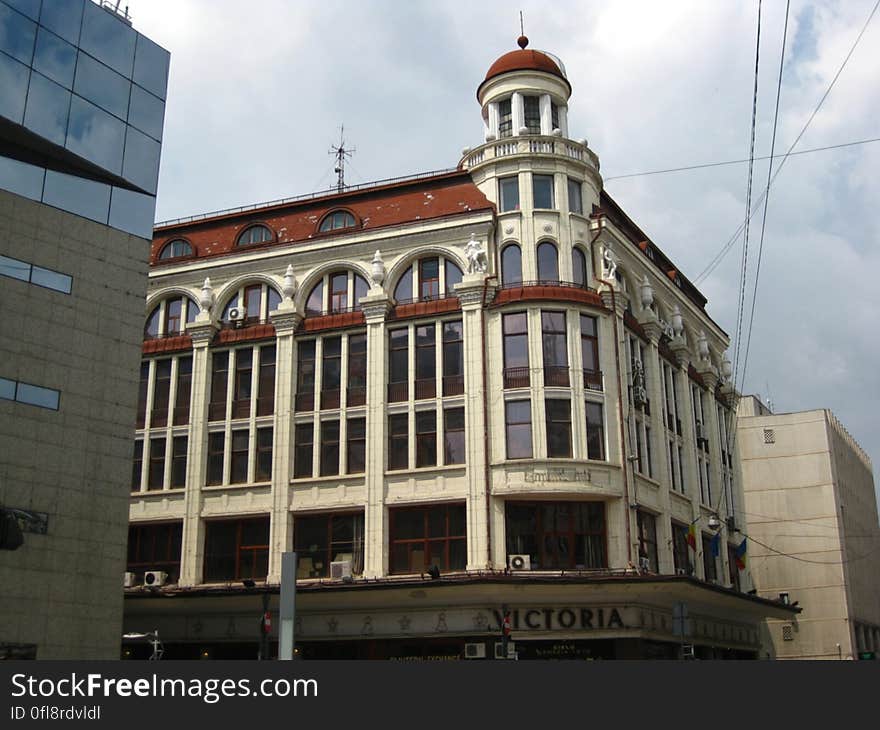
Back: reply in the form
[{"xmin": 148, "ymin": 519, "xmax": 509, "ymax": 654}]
[
  {"xmin": 232, "ymin": 349, "xmax": 252, "ymax": 419},
  {"xmin": 347, "ymin": 334, "xmax": 367, "ymax": 406},
  {"xmin": 294, "ymin": 423, "xmax": 314, "ymax": 478},
  {"xmin": 498, "ymin": 98, "xmax": 512, "ymax": 138},
  {"xmin": 419, "ymin": 258, "xmax": 440, "ymax": 300},
  {"xmin": 132, "ymin": 441, "xmax": 143, "ymax": 490},
  {"xmin": 171, "ymin": 436, "xmax": 187, "ymax": 488},
  {"xmin": 542, "ymin": 311, "xmax": 569, "ymax": 386},
  {"xmin": 523, "ymin": 95, "xmax": 540, "ymax": 133},
  {"xmin": 702, "ymin": 535, "xmax": 718, "ymax": 582},
  {"xmin": 545, "ymin": 399, "xmax": 572, "ymax": 458},
  {"xmin": 444, "ymin": 407, "xmax": 465, "ymax": 465},
  {"xmin": 533, "ymin": 174, "xmax": 555, "ymax": 209},
  {"xmin": 148, "ymin": 437, "xmax": 165, "ymax": 490},
  {"xmin": 393, "ymin": 267, "xmax": 412, "ymax": 301},
  {"xmin": 506, "ymin": 502, "xmax": 606, "ymax": 570},
  {"xmin": 505, "ymin": 400, "xmax": 533, "ymax": 459},
  {"xmin": 329, "ymin": 272, "xmax": 348, "ymax": 312},
  {"xmin": 174, "ymin": 356, "xmax": 193, "ymax": 425},
  {"xmin": 444, "ymin": 259, "xmax": 463, "ymax": 294},
  {"xmin": 295, "ymin": 513, "xmax": 365, "ymax": 578},
  {"xmin": 220, "ymin": 283, "xmax": 280, "ymax": 324},
  {"xmin": 637, "ymin": 510, "xmax": 658, "ymax": 572},
  {"xmin": 442, "ymin": 320, "xmax": 464, "ymax": 396},
  {"xmin": 305, "ymin": 270, "xmax": 368, "ymax": 314},
  {"xmin": 321, "ymin": 336, "xmax": 342, "ymax": 409},
  {"xmin": 137, "ymin": 362, "xmax": 149, "ymax": 428},
  {"xmin": 585, "ymin": 402, "xmax": 605, "ymax": 460},
  {"xmin": 145, "ymin": 295, "xmax": 198, "ymax": 338},
  {"xmin": 389, "ymin": 504, "xmax": 466, "ymax": 574},
  {"xmin": 257, "ymin": 346, "xmax": 275, "ymax": 416},
  {"xmin": 151, "ymin": 359, "xmax": 171, "ymax": 427},
  {"xmin": 209, "ymin": 352, "xmax": 229, "ymax": 421},
  {"xmin": 572, "ymin": 247, "xmax": 588, "ymax": 288},
  {"xmin": 295, "ymin": 340, "xmax": 316, "ymax": 411},
  {"xmin": 568, "ymin": 177, "xmax": 583, "ymax": 215},
  {"xmin": 672, "ymin": 523, "xmax": 692, "ymax": 575},
  {"xmin": 388, "ymin": 329, "xmax": 409, "ymax": 403},
  {"xmin": 230, "ymin": 429, "xmax": 249, "ymax": 483},
  {"xmin": 346, "ymin": 417, "xmax": 366, "ymax": 474},
  {"xmin": 580, "ymin": 315, "xmax": 600, "ymax": 390},
  {"xmin": 415, "ymin": 325, "xmax": 436, "ymax": 400},
  {"xmin": 127, "ymin": 523, "xmax": 183, "ymax": 585},
  {"xmin": 416, "ymin": 410, "xmax": 437, "ymax": 468},
  {"xmin": 388, "ymin": 413, "xmax": 409, "ymax": 470},
  {"xmin": 207, "ymin": 432, "xmax": 225, "ymax": 485},
  {"xmin": 499, "ymin": 176, "xmax": 520, "ymax": 212},
  {"xmin": 320, "ymin": 420, "xmax": 340, "ymax": 476},
  {"xmin": 256, "ymin": 427, "xmax": 273, "ymax": 481},
  {"xmin": 502, "ymin": 312, "xmax": 529, "ymax": 388},
  {"xmin": 501, "ymin": 244, "xmax": 522, "ymax": 285},
  {"xmin": 165, "ymin": 298, "xmax": 183, "ymax": 335},
  {"xmin": 536, "ymin": 241, "xmax": 559, "ymax": 282},
  {"xmin": 204, "ymin": 518, "xmax": 270, "ymax": 581}
]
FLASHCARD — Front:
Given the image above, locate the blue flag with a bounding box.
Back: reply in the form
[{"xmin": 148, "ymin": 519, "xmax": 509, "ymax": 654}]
[{"xmin": 710, "ymin": 532, "xmax": 721, "ymax": 558}]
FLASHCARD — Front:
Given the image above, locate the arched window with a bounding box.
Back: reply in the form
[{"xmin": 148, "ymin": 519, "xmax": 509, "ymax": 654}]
[
  {"xmin": 572, "ymin": 247, "xmax": 588, "ymax": 288},
  {"xmin": 145, "ymin": 294, "xmax": 199, "ymax": 338},
  {"xmin": 394, "ymin": 268, "xmax": 413, "ymax": 302},
  {"xmin": 393, "ymin": 255, "xmax": 464, "ymax": 303},
  {"xmin": 236, "ymin": 225, "xmax": 273, "ymax": 246},
  {"xmin": 159, "ymin": 239, "xmax": 192, "ymax": 260},
  {"xmin": 444, "ymin": 259, "xmax": 463, "ymax": 294},
  {"xmin": 318, "ymin": 210, "xmax": 356, "ymax": 233},
  {"xmin": 537, "ymin": 242, "xmax": 559, "ymax": 283},
  {"xmin": 304, "ymin": 270, "xmax": 369, "ymax": 315},
  {"xmin": 220, "ymin": 282, "xmax": 282, "ymax": 324},
  {"xmin": 501, "ymin": 244, "xmax": 522, "ymax": 285}
]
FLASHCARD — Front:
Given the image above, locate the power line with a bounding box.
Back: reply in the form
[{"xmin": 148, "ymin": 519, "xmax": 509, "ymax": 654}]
[
  {"xmin": 745, "ymin": 533, "xmax": 880, "ymax": 565},
  {"xmin": 602, "ymin": 137, "xmax": 880, "ymax": 182}
]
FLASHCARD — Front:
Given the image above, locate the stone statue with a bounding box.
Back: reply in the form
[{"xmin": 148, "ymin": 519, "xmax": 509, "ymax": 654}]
[
  {"xmin": 602, "ymin": 245, "xmax": 618, "ymax": 282},
  {"xmin": 464, "ymin": 233, "xmax": 488, "ymax": 274}
]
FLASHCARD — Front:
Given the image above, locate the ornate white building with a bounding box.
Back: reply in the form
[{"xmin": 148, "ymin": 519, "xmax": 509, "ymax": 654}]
[{"xmin": 124, "ymin": 37, "xmax": 796, "ymax": 659}]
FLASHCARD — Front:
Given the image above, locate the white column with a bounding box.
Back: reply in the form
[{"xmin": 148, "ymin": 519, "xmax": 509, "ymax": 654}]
[
  {"xmin": 487, "ymin": 102, "xmax": 499, "ymax": 139},
  {"xmin": 559, "ymin": 105, "xmax": 569, "ymax": 137},
  {"xmin": 511, "ymin": 92, "xmax": 524, "ymax": 136},
  {"xmin": 539, "ymin": 94, "xmax": 552, "ymax": 135}
]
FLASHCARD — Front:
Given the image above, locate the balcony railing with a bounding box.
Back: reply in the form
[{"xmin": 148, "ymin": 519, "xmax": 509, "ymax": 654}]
[
  {"xmin": 462, "ymin": 136, "xmax": 599, "ymax": 171},
  {"xmin": 443, "ymin": 374, "xmax": 464, "ymax": 396},
  {"xmin": 543, "ymin": 366, "xmax": 570, "ymax": 387},
  {"xmin": 503, "ymin": 367, "xmax": 530, "ymax": 389},
  {"xmin": 583, "ymin": 369, "xmax": 604, "ymax": 392},
  {"xmin": 346, "ymin": 386, "xmax": 366, "ymax": 407},
  {"xmin": 414, "ymin": 378, "xmax": 436, "ymax": 400},
  {"xmin": 499, "ymin": 279, "xmax": 596, "ymax": 292},
  {"xmin": 320, "ymin": 389, "xmax": 341, "ymax": 410},
  {"xmin": 294, "ymin": 392, "xmax": 315, "ymax": 412},
  {"xmin": 388, "ymin": 381, "xmax": 408, "ymax": 403}
]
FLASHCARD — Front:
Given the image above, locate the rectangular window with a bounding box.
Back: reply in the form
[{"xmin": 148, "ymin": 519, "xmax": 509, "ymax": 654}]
[
  {"xmin": 416, "ymin": 410, "xmax": 437, "ymax": 468},
  {"xmin": 444, "ymin": 407, "xmax": 465, "ymax": 465},
  {"xmin": 415, "ymin": 324, "xmax": 436, "ymax": 400},
  {"xmin": 10, "ymin": 380, "xmax": 60, "ymax": 410},
  {"xmin": 542, "ymin": 310, "xmax": 568, "ymax": 386},
  {"xmin": 173, "ymin": 355, "xmax": 192, "ymax": 425},
  {"xmin": 148, "ymin": 437, "xmax": 165, "ymax": 490},
  {"xmin": 136, "ymin": 362, "xmax": 149, "ymax": 428},
  {"xmin": 645, "ymin": 425, "xmax": 654, "ymax": 478},
  {"xmin": 257, "ymin": 346, "xmax": 275, "ymax": 416},
  {"xmin": 505, "ymin": 502, "xmax": 606, "ymax": 570},
  {"xmin": 0, "ymin": 254, "xmax": 72, "ymax": 294},
  {"xmin": 170, "ymin": 436, "xmax": 187, "ymax": 488},
  {"xmin": 580, "ymin": 315, "xmax": 599, "ymax": 383},
  {"xmin": 442, "ymin": 320, "xmax": 464, "ymax": 395},
  {"xmin": 505, "ymin": 400, "xmax": 533, "ymax": 459},
  {"xmin": 523, "ymin": 95, "xmax": 540, "ymax": 133},
  {"xmin": 502, "ymin": 312, "xmax": 529, "ymax": 388},
  {"xmin": 320, "ymin": 420, "xmax": 340, "ymax": 476},
  {"xmin": 702, "ymin": 535, "xmax": 718, "ymax": 582},
  {"xmin": 151, "ymin": 359, "xmax": 171, "ymax": 427},
  {"xmin": 132, "ymin": 440, "xmax": 143, "ymax": 491},
  {"xmin": 244, "ymin": 284, "xmax": 262, "ymax": 322},
  {"xmin": 498, "ymin": 98, "xmax": 512, "ymax": 138},
  {"xmin": 232, "ymin": 349, "xmax": 252, "ymax": 419},
  {"xmin": 389, "ymin": 504, "xmax": 466, "ymax": 574},
  {"xmin": 637, "ymin": 510, "xmax": 658, "ymax": 572},
  {"xmin": 419, "ymin": 257, "xmax": 440, "ymax": 300},
  {"xmin": 388, "ymin": 413, "xmax": 409, "ymax": 470},
  {"xmin": 388, "ymin": 328, "xmax": 408, "ymax": 402},
  {"xmin": 256, "ymin": 427, "xmax": 273, "ymax": 481},
  {"xmin": 346, "ymin": 417, "xmax": 366, "ymax": 474},
  {"xmin": 206, "ymin": 432, "xmax": 225, "ymax": 486},
  {"xmin": 346, "ymin": 333, "xmax": 367, "ymax": 406},
  {"xmin": 321, "ymin": 337, "xmax": 342, "ymax": 409},
  {"xmin": 203, "ymin": 517, "xmax": 270, "ymax": 582},
  {"xmin": 127, "ymin": 522, "xmax": 183, "ymax": 585},
  {"xmin": 230, "ymin": 429, "xmax": 249, "ymax": 483},
  {"xmin": 209, "ymin": 351, "xmax": 228, "ymax": 421},
  {"xmin": 568, "ymin": 177, "xmax": 582, "ymax": 214},
  {"xmin": 532, "ymin": 174, "xmax": 554, "ymax": 209},
  {"xmin": 295, "ymin": 512, "xmax": 365, "ymax": 578},
  {"xmin": 294, "ymin": 423, "xmax": 314, "ymax": 478},
  {"xmin": 165, "ymin": 298, "xmax": 182, "ymax": 335},
  {"xmin": 545, "ymin": 398, "xmax": 572, "ymax": 458},
  {"xmin": 672, "ymin": 523, "xmax": 692, "ymax": 575},
  {"xmin": 295, "ymin": 340, "xmax": 316, "ymax": 411},
  {"xmin": 585, "ymin": 402, "xmax": 605, "ymax": 460},
  {"xmin": 499, "ymin": 175, "xmax": 520, "ymax": 212},
  {"xmin": 329, "ymin": 272, "xmax": 347, "ymax": 312}
]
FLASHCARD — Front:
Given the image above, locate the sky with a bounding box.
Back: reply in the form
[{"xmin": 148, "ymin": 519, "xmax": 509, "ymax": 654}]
[{"xmin": 130, "ymin": 0, "xmax": 879, "ymax": 497}]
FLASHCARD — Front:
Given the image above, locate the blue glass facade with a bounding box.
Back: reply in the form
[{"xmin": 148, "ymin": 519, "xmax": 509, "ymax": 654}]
[{"xmin": 0, "ymin": 0, "xmax": 168, "ymax": 238}]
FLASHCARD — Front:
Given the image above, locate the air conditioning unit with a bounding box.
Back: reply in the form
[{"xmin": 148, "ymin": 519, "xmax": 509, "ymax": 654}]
[
  {"xmin": 633, "ymin": 386, "xmax": 648, "ymax": 407},
  {"xmin": 123, "ymin": 571, "xmax": 136, "ymax": 588},
  {"xmin": 228, "ymin": 306, "xmax": 246, "ymax": 324},
  {"xmin": 464, "ymin": 642, "xmax": 486, "ymax": 659},
  {"xmin": 508, "ymin": 554, "xmax": 531, "ymax": 571},
  {"xmin": 143, "ymin": 570, "xmax": 167, "ymax": 587},
  {"xmin": 330, "ymin": 560, "xmax": 352, "ymax": 580},
  {"xmin": 494, "ymin": 641, "xmax": 516, "ymax": 659}
]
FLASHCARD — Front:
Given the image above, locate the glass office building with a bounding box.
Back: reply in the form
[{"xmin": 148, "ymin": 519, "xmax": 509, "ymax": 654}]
[{"xmin": 0, "ymin": 0, "xmax": 169, "ymax": 238}]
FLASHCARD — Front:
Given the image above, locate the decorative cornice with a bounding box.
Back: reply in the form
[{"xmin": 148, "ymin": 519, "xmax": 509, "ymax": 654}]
[
  {"xmin": 636, "ymin": 309, "xmax": 662, "ymax": 344},
  {"xmin": 269, "ymin": 307, "xmax": 303, "ymax": 334},
  {"xmin": 600, "ymin": 288, "xmax": 629, "ymax": 317},
  {"xmin": 668, "ymin": 337, "xmax": 690, "ymax": 369},
  {"xmin": 454, "ymin": 274, "xmax": 493, "ymax": 308},
  {"xmin": 360, "ymin": 293, "xmax": 393, "ymax": 322},
  {"xmin": 185, "ymin": 321, "xmax": 217, "ymax": 345}
]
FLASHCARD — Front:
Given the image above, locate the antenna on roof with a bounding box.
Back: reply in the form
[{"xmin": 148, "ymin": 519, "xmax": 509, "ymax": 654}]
[
  {"xmin": 520, "ymin": 11, "xmax": 524, "ymax": 36},
  {"xmin": 329, "ymin": 125, "xmax": 355, "ymax": 193}
]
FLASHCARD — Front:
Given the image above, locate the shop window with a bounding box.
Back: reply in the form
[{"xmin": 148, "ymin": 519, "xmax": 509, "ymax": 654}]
[
  {"xmin": 203, "ymin": 517, "xmax": 270, "ymax": 582},
  {"xmin": 505, "ymin": 502, "xmax": 606, "ymax": 570},
  {"xmin": 294, "ymin": 512, "xmax": 365, "ymax": 578},
  {"xmin": 389, "ymin": 504, "xmax": 466, "ymax": 574}
]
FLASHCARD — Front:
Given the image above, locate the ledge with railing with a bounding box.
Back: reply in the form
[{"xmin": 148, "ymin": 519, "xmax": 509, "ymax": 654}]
[
  {"xmin": 583, "ymin": 369, "xmax": 604, "ymax": 393},
  {"xmin": 142, "ymin": 331, "xmax": 193, "ymax": 355},
  {"xmin": 543, "ymin": 366, "xmax": 570, "ymax": 388},
  {"xmin": 216, "ymin": 317, "xmax": 276, "ymax": 344},
  {"xmin": 390, "ymin": 292, "xmax": 461, "ymax": 320},
  {"xmin": 503, "ymin": 367, "xmax": 531, "ymax": 390},
  {"xmin": 492, "ymin": 280, "xmax": 603, "ymax": 308},
  {"xmin": 300, "ymin": 307, "xmax": 366, "ymax": 333},
  {"xmin": 462, "ymin": 135, "xmax": 600, "ymax": 172}
]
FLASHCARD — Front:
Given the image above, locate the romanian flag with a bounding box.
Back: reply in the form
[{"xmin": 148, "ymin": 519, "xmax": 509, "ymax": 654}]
[
  {"xmin": 686, "ymin": 522, "xmax": 697, "ymax": 551},
  {"xmin": 735, "ymin": 538, "xmax": 748, "ymax": 570}
]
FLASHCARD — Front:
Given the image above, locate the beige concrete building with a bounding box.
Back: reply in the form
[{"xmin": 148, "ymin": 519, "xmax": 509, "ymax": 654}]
[
  {"xmin": 123, "ymin": 37, "xmax": 795, "ymax": 660},
  {"xmin": 0, "ymin": 0, "xmax": 168, "ymax": 658},
  {"xmin": 738, "ymin": 395, "xmax": 880, "ymax": 659}
]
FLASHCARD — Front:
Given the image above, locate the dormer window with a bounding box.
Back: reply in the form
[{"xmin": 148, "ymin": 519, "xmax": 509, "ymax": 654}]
[
  {"xmin": 498, "ymin": 98, "xmax": 513, "ymax": 138},
  {"xmin": 318, "ymin": 210, "xmax": 356, "ymax": 233},
  {"xmin": 159, "ymin": 239, "xmax": 192, "ymax": 260},
  {"xmin": 523, "ymin": 96, "xmax": 541, "ymax": 134},
  {"xmin": 236, "ymin": 225, "xmax": 273, "ymax": 246}
]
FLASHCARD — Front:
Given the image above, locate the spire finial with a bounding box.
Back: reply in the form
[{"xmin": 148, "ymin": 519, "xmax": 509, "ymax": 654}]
[{"xmin": 517, "ymin": 11, "xmax": 528, "ymax": 48}]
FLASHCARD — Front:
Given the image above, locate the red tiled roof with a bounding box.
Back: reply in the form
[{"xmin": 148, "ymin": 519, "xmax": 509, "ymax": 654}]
[
  {"xmin": 484, "ymin": 49, "xmax": 565, "ymax": 84},
  {"xmin": 150, "ymin": 171, "xmax": 494, "ymax": 266}
]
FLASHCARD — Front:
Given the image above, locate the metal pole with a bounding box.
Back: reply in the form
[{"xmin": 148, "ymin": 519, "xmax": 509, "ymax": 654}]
[
  {"xmin": 279, "ymin": 552, "xmax": 297, "ymax": 660},
  {"xmin": 260, "ymin": 592, "xmax": 270, "ymax": 660}
]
